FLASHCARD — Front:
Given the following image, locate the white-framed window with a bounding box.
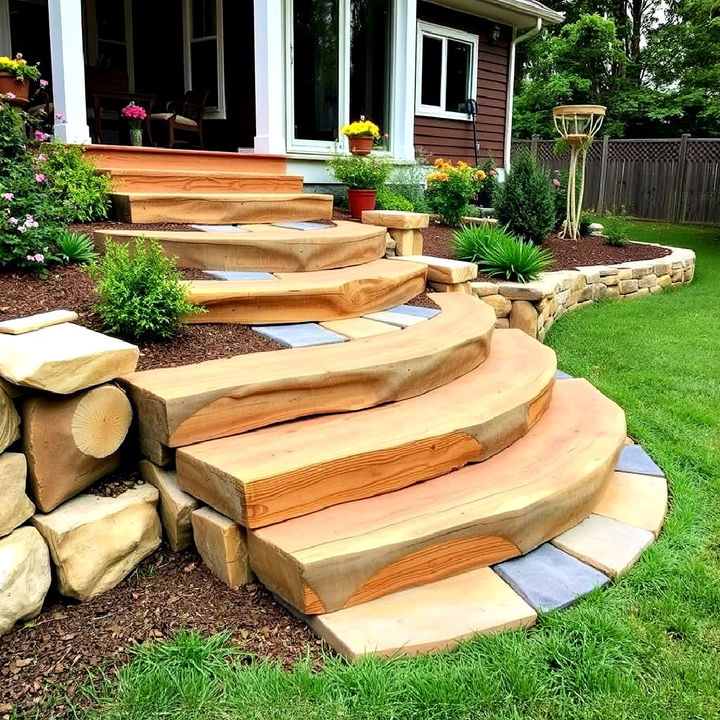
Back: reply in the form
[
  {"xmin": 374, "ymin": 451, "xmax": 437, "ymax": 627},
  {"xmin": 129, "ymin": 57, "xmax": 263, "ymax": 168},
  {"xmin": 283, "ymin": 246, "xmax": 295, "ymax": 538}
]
[
  {"xmin": 415, "ymin": 21, "xmax": 478, "ymax": 121},
  {"xmin": 83, "ymin": 0, "xmax": 135, "ymax": 91},
  {"xmin": 182, "ymin": 0, "xmax": 225, "ymax": 119}
]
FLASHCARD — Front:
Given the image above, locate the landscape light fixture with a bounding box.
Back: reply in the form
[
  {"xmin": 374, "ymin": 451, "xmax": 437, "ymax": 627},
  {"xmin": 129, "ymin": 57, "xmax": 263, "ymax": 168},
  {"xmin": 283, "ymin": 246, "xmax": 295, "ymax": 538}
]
[{"xmin": 552, "ymin": 104, "xmax": 606, "ymax": 239}]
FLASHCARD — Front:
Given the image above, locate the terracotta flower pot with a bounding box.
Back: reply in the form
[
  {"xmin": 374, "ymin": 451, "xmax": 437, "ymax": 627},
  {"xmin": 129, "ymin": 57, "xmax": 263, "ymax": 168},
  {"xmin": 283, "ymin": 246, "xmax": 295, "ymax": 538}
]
[
  {"xmin": 0, "ymin": 73, "xmax": 30, "ymax": 105},
  {"xmin": 347, "ymin": 189, "xmax": 377, "ymax": 219},
  {"xmin": 348, "ymin": 135, "xmax": 374, "ymax": 156}
]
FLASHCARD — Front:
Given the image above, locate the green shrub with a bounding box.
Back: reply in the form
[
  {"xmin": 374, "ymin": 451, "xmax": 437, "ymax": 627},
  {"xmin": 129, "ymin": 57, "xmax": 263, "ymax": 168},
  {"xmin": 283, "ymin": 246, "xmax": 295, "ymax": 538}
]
[
  {"xmin": 55, "ymin": 230, "xmax": 97, "ymax": 264},
  {"xmin": 579, "ymin": 213, "xmax": 594, "ymax": 237},
  {"xmin": 326, "ymin": 154, "xmax": 392, "ymax": 189},
  {"xmin": 376, "ymin": 188, "xmax": 414, "ymax": 212},
  {"xmin": 461, "ymin": 204, "xmax": 484, "ymax": 218},
  {"xmin": 495, "ymin": 153, "xmax": 556, "ymax": 244},
  {"xmin": 425, "ymin": 160, "xmax": 486, "ymax": 227},
  {"xmin": 602, "ymin": 216, "xmax": 632, "ymax": 247},
  {"xmin": 90, "ymin": 239, "xmax": 204, "ymax": 341},
  {"xmin": 451, "ymin": 223, "xmax": 554, "ymax": 283}
]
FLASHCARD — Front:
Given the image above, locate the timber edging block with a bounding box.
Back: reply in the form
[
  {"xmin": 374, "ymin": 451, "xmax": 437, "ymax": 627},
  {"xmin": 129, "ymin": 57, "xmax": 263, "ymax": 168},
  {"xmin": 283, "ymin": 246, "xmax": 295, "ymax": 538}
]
[
  {"xmin": 0, "ymin": 310, "xmax": 78, "ymax": 335},
  {"xmin": 361, "ymin": 210, "xmax": 430, "ymax": 229}
]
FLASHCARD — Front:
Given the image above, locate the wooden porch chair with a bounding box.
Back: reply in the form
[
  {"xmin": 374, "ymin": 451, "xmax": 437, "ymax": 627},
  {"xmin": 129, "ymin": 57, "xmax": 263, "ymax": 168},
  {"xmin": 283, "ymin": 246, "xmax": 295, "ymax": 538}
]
[{"xmin": 150, "ymin": 90, "xmax": 209, "ymax": 149}]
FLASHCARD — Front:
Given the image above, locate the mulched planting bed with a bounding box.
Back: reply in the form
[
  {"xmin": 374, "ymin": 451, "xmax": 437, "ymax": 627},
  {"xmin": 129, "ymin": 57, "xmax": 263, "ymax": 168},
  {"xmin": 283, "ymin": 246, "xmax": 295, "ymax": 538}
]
[
  {"xmin": 0, "ymin": 547, "xmax": 320, "ymax": 716},
  {"xmin": 0, "ymin": 266, "xmax": 283, "ymax": 371},
  {"xmin": 68, "ymin": 221, "xmax": 200, "ymax": 234},
  {"xmin": 421, "ymin": 223, "xmax": 673, "ymax": 270}
]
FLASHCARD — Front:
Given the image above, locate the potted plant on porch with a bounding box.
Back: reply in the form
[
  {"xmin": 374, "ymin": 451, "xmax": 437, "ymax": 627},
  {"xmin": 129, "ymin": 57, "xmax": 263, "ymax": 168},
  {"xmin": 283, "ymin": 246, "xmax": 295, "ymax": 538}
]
[
  {"xmin": 327, "ymin": 153, "xmax": 392, "ymax": 219},
  {"xmin": 121, "ymin": 102, "xmax": 148, "ymax": 146},
  {"xmin": 0, "ymin": 53, "xmax": 42, "ymax": 105},
  {"xmin": 340, "ymin": 117, "xmax": 381, "ymax": 156}
]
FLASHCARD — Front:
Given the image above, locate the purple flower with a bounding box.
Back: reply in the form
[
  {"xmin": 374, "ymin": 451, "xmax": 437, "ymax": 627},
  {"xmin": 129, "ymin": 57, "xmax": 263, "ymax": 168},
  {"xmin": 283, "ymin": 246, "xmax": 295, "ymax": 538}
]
[
  {"xmin": 1, "ymin": 193, "xmax": 13, "ymax": 201},
  {"xmin": 35, "ymin": 173, "xmax": 46, "ymax": 183},
  {"xmin": 33, "ymin": 130, "xmax": 50, "ymax": 142},
  {"xmin": 39, "ymin": 79, "xmax": 48, "ymax": 88},
  {"xmin": 34, "ymin": 253, "xmax": 45, "ymax": 262}
]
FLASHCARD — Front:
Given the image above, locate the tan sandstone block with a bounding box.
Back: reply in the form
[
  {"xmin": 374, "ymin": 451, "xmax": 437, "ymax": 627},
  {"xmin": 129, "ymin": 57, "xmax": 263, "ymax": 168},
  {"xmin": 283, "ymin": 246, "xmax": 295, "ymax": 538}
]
[
  {"xmin": 634, "ymin": 287, "xmax": 650, "ymax": 297},
  {"xmin": 605, "ymin": 285, "xmax": 621, "ymax": 298},
  {"xmin": 428, "ymin": 281, "xmax": 473, "ymax": 294},
  {"xmin": 391, "ymin": 255, "xmax": 477, "ymax": 283},
  {"xmin": 619, "ymin": 279, "xmax": 639, "ymax": 295},
  {"xmin": 0, "ymin": 453, "xmax": 34, "ymax": 537},
  {"xmin": 361, "ymin": 210, "xmax": 430, "ymax": 229},
  {"xmin": 0, "ymin": 526, "xmax": 51, "ymax": 635},
  {"xmin": 494, "ymin": 318, "xmax": 510, "ymax": 329},
  {"xmin": 602, "ymin": 274, "xmax": 620, "ymax": 286},
  {"xmin": 191, "ymin": 507, "xmax": 252, "ymax": 588},
  {"xmin": 617, "ymin": 269, "xmax": 633, "ymax": 280},
  {"xmin": 594, "ymin": 471, "xmax": 667, "ymax": 538},
  {"xmin": 388, "ymin": 228, "xmax": 423, "ymax": 256},
  {"xmin": 0, "ymin": 310, "xmax": 78, "ymax": 335},
  {"xmin": 482, "ymin": 294, "xmax": 512, "ymax": 318},
  {"xmin": 658, "ymin": 274, "xmax": 672, "ymax": 288},
  {"xmin": 638, "ymin": 274, "xmax": 658, "ymax": 288},
  {"xmin": 671, "ymin": 269, "xmax": 683, "ymax": 282},
  {"xmin": 32, "ymin": 485, "xmax": 161, "ymax": 601},
  {"xmin": 140, "ymin": 460, "xmax": 199, "ymax": 551},
  {"xmin": 0, "ymin": 386, "xmax": 20, "ymax": 454},
  {"xmin": 508, "ymin": 300, "xmax": 539, "ymax": 337},
  {"xmin": 470, "ymin": 281, "xmax": 498, "ymax": 297}
]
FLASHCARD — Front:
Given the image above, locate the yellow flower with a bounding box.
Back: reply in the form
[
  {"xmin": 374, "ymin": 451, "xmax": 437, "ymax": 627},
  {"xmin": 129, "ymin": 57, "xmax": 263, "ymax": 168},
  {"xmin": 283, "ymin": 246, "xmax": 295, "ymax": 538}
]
[
  {"xmin": 434, "ymin": 157, "xmax": 445, "ymax": 167},
  {"xmin": 457, "ymin": 161, "xmax": 468, "ymax": 169},
  {"xmin": 475, "ymin": 170, "xmax": 487, "ymax": 181},
  {"xmin": 437, "ymin": 172, "xmax": 449, "ymax": 181},
  {"xmin": 340, "ymin": 119, "xmax": 380, "ymax": 138}
]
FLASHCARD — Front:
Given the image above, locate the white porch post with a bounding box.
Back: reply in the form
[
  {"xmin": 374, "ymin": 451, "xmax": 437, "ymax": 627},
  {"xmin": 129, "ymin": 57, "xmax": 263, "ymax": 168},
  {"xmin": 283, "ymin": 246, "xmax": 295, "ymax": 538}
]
[
  {"xmin": 253, "ymin": 0, "xmax": 286, "ymax": 155},
  {"xmin": 390, "ymin": 0, "xmax": 417, "ymax": 163},
  {"xmin": 48, "ymin": 0, "xmax": 91, "ymax": 144},
  {"xmin": 0, "ymin": 0, "xmax": 11, "ymax": 56}
]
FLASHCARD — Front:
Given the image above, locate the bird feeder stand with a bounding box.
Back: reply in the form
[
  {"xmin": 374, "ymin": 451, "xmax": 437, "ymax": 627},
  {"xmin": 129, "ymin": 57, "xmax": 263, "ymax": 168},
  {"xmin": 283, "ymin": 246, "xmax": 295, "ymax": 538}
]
[{"xmin": 553, "ymin": 105, "xmax": 606, "ymax": 239}]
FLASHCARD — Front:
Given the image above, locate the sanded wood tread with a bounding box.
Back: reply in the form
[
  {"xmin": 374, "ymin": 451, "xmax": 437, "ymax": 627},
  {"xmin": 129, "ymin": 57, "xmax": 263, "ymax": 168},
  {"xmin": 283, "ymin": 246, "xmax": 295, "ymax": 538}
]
[
  {"xmin": 248, "ymin": 379, "xmax": 626, "ymax": 614},
  {"xmin": 120, "ymin": 294, "xmax": 495, "ymax": 461},
  {"xmin": 110, "ymin": 192, "xmax": 334, "ymax": 224},
  {"xmin": 84, "ymin": 144, "xmax": 287, "ymax": 173},
  {"xmin": 182, "ymin": 259, "xmax": 428, "ymax": 324},
  {"xmin": 92, "ymin": 221, "xmax": 387, "ymax": 272},
  {"xmin": 104, "ymin": 168, "xmax": 304, "ymax": 194},
  {"xmin": 175, "ymin": 329, "xmax": 556, "ymax": 529}
]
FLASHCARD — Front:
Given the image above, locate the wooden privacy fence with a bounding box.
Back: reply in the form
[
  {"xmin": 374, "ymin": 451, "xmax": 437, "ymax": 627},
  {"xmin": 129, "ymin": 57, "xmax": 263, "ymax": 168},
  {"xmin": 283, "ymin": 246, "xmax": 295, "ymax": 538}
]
[{"xmin": 512, "ymin": 135, "xmax": 720, "ymax": 225}]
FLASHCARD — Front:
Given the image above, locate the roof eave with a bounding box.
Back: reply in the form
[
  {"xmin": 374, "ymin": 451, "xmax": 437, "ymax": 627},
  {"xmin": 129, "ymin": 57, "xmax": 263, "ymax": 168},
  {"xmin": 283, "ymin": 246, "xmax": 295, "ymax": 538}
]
[{"xmin": 426, "ymin": 0, "xmax": 564, "ymax": 28}]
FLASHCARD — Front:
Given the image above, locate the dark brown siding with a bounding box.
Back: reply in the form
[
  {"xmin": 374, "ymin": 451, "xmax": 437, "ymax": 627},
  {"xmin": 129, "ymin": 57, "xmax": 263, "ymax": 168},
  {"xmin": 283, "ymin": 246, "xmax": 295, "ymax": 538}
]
[{"xmin": 415, "ymin": 1, "xmax": 511, "ymax": 165}]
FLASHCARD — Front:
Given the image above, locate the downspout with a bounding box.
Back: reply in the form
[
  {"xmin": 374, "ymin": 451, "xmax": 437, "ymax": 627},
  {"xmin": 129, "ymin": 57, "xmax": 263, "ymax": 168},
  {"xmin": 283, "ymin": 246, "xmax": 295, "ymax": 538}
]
[{"xmin": 503, "ymin": 17, "xmax": 542, "ymax": 171}]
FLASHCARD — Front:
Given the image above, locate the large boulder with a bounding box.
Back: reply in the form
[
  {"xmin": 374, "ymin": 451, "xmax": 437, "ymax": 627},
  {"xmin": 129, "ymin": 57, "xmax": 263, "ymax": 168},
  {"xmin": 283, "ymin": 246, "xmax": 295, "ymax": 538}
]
[
  {"xmin": 0, "ymin": 526, "xmax": 51, "ymax": 634},
  {"xmin": 32, "ymin": 485, "xmax": 161, "ymax": 601},
  {"xmin": 0, "ymin": 386, "xmax": 20, "ymax": 454},
  {"xmin": 0, "ymin": 453, "xmax": 34, "ymax": 537}
]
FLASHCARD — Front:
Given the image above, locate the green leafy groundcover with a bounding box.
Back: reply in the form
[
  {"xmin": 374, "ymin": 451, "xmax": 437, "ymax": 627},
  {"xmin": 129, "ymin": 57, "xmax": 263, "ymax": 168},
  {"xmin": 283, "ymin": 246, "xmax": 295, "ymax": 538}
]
[{"xmin": 64, "ymin": 223, "xmax": 720, "ymax": 720}]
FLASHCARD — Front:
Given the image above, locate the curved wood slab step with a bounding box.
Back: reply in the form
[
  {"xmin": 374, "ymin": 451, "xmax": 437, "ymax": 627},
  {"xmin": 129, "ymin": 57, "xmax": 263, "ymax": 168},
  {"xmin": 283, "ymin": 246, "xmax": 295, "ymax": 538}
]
[
  {"xmin": 105, "ymin": 168, "xmax": 304, "ymax": 194},
  {"xmin": 110, "ymin": 192, "xmax": 333, "ymax": 224},
  {"xmin": 121, "ymin": 294, "xmax": 495, "ymax": 462},
  {"xmin": 175, "ymin": 329, "xmax": 556, "ymax": 529},
  {"xmin": 247, "ymin": 379, "xmax": 626, "ymax": 614},
  {"xmin": 92, "ymin": 221, "xmax": 386, "ymax": 272},
  {"xmin": 182, "ymin": 259, "xmax": 427, "ymax": 324}
]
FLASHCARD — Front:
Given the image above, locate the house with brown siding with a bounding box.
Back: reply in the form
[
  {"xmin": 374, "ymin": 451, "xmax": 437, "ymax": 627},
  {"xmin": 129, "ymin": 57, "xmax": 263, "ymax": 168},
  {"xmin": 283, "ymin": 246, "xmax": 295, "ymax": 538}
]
[{"xmin": 3, "ymin": 0, "xmax": 562, "ymax": 181}]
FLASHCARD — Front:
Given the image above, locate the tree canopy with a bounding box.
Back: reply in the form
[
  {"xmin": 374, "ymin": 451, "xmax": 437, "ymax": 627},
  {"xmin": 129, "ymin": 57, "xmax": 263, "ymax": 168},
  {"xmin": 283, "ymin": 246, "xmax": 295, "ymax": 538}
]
[{"xmin": 513, "ymin": 0, "xmax": 720, "ymax": 138}]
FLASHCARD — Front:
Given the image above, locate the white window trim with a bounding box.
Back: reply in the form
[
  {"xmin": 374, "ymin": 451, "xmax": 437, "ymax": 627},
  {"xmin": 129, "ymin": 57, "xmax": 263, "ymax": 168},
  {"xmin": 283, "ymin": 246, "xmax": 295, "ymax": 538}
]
[
  {"xmin": 415, "ymin": 20, "xmax": 478, "ymax": 122},
  {"xmin": 84, "ymin": 0, "xmax": 135, "ymax": 92},
  {"xmin": 182, "ymin": 0, "xmax": 226, "ymax": 120}
]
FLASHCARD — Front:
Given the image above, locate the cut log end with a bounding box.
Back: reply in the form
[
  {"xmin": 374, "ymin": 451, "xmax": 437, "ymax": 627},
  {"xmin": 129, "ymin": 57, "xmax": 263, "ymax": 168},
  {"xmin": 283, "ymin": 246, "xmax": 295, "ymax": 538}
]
[{"xmin": 70, "ymin": 385, "xmax": 133, "ymax": 458}]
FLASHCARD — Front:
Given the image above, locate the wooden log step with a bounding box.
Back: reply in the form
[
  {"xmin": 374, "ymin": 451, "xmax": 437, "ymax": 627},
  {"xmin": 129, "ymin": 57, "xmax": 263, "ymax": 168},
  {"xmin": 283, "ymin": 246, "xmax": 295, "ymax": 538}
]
[
  {"xmin": 247, "ymin": 379, "xmax": 626, "ymax": 614},
  {"xmin": 120, "ymin": 294, "xmax": 495, "ymax": 461},
  {"xmin": 175, "ymin": 329, "xmax": 556, "ymax": 529},
  {"xmin": 92, "ymin": 221, "xmax": 386, "ymax": 272},
  {"xmin": 110, "ymin": 192, "xmax": 334, "ymax": 224},
  {"xmin": 103, "ymin": 168, "xmax": 304, "ymax": 194},
  {"xmin": 182, "ymin": 259, "xmax": 428, "ymax": 324}
]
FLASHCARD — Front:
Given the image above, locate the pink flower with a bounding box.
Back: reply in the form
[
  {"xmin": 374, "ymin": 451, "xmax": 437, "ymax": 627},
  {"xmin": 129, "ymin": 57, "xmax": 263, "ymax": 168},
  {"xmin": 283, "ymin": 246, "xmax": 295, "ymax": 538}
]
[
  {"xmin": 39, "ymin": 79, "xmax": 48, "ymax": 88},
  {"xmin": 37, "ymin": 153, "xmax": 46, "ymax": 162},
  {"xmin": 15, "ymin": 53, "xmax": 22, "ymax": 60},
  {"xmin": 33, "ymin": 130, "xmax": 50, "ymax": 142},
  {"xmin": 5, "ymin": 92, "xmax": 16, "ymax": 100},
  {"xmin": 8, "ymin": 217, "xmax": 18, "ymax": 225},
  {"xmin": 121, "ymin": 102, "xmax": 147, "ymax": 121},
  {"xmin": 552, "ymin": 178, "xmax": 561, "ymax": 188},
  {"xmin": 1, "ymin": 193, "xmax": 13, "ymax": 201},
  {"xmin": 26, "ymin": 254, "xmax": 34, "ymax": 261},
  {"xmin": 35, "ymin": 173, "xmax": 46, "ymax": 183},
  {"xmin": 55, "ymin": 113, "xmax": 65, "ymax": 122},
  {"xmin": 34, "ymin": 253, "xmax": 45, "ymax": 262}
]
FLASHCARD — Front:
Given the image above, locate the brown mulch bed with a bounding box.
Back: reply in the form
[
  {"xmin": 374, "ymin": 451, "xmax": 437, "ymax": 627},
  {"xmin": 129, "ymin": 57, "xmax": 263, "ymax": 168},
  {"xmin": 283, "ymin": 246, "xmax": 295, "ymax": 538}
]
[
  {"xmin": 0, "ymin": 266, "xmax": 283, "ymax": 371},
  {"xmin": 0, "ymin": 548, "xmax": 320, "ymax": 716},
  {"xmin": 421, "ymin": 223, "xmax": 672, "ymax": 270},
  {"xmin": 68, "ymin": 221, "xmax": 200, "ymax": 234}
]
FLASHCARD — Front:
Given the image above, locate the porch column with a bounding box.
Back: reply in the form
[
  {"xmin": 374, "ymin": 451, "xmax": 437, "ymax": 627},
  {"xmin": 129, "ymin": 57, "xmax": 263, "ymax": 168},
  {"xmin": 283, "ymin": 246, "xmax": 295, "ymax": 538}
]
[
  {"xmin": 253, "ymin": 0, "xmax": 286, "ymax": 155},
  {"xmin": 0, "ymin": 0, "xmax": 11, "ymax": 56},
  {"xmin": 48, "ymin": 0, "xmax": 91, "ymax": 144},
  {"xmin": 390, "ymin": 0, "xmax": 417, "ymax": 163}
]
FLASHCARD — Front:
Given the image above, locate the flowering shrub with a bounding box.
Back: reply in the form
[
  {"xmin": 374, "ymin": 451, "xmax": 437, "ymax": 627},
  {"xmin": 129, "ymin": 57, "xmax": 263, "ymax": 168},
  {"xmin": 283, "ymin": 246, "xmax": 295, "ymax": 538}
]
[
  {"xmin": 340, "ymin": 117, "xmax": 380, "ymax": 138},
  {"xmin": 425, "ymin": 159, "xmax": 487, "ymax": 227},
  {"xmin": 0, "ymin": 53, "xmax": 41, "ymax": 82},
  {"xmin": 121, "ymin": 102, "xmax": 147, "ymax": 128},
  {"xmin": 0, "ymin": 100, "xmax": 110, "ymax": 276},
  {"xmin": 326, "ymin": 153, "xmax": 392, "ymax": 189}
]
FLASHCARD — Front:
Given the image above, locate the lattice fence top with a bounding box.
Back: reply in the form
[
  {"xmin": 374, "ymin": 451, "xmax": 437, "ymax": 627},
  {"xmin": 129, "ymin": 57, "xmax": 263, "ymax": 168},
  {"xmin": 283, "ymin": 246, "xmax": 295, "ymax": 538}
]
[
  {"xmin": 686, "ymin": 139, "xmax": 720, "ymax": 163},
  {"xmin": 606, "ymin": 140, "xmax": 680, "ymax": 163}
]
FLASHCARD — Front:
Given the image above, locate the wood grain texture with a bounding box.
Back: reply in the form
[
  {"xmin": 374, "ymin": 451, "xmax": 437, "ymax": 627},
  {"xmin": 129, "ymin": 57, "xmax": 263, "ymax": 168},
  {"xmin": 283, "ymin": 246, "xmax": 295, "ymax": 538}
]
[
  {"xmin": 106, "ymin": 168, "xmax": 303, "ymax": 194},
  {"xmin": 390, "ymin": 255, "xmax": 478, "ymax": 283},
  {"xmin": 121, "ymin": 294, "xmax": 495, "ymax": 461},
  {"xmin": 182, "ymin": 259, "xmax": 428, "ymax": 324},
  {"xmin": 248, "ymin": 379, "xmax": 626, "ymax": 614},
  {"xmin": 306, "ymin": 567, "xmax": 537, "ymax": 658},
  {"xmin": 93, "ymin": 221, "xmax": 386, "ymax": 272},
  {"xmin": 83, "ymin": 144, "xmax": 287, "ymax": 173},
  {"xmin": 361, "ymin": 210, "xmax": 430, "ymax": 229},
  {"xmin": 110, "ymin": 192, "xmax": 334, "ymax": 224},
  {"xmin": 175, "ymin": 329, "xmax": 556, "ymax": 529}
]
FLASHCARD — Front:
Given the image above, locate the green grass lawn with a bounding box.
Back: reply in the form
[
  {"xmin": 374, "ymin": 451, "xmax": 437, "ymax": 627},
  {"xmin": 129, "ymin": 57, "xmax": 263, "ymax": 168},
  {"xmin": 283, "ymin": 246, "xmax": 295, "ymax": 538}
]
[{"xmin": 64, "ymin": 222, "xmax": 720, "ymax": 720}]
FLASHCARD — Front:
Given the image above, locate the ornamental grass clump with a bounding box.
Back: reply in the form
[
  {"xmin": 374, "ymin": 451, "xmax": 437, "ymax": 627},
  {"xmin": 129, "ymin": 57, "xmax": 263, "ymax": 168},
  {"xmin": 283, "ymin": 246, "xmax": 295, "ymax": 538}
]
[
  {"xmin": 494, "ymin": 152, "xmax": 556, "ymax": 244},
  {"xmin": 452, "ymin": 223, "xmax": 554, "ymax": 283},
  {"xmin": 425, "ymin": 158, "xmax": 488, "ymax": 227},
  {"xmin": 90, "ymin": 239, "xmax": 205, "ymax": 341}
]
